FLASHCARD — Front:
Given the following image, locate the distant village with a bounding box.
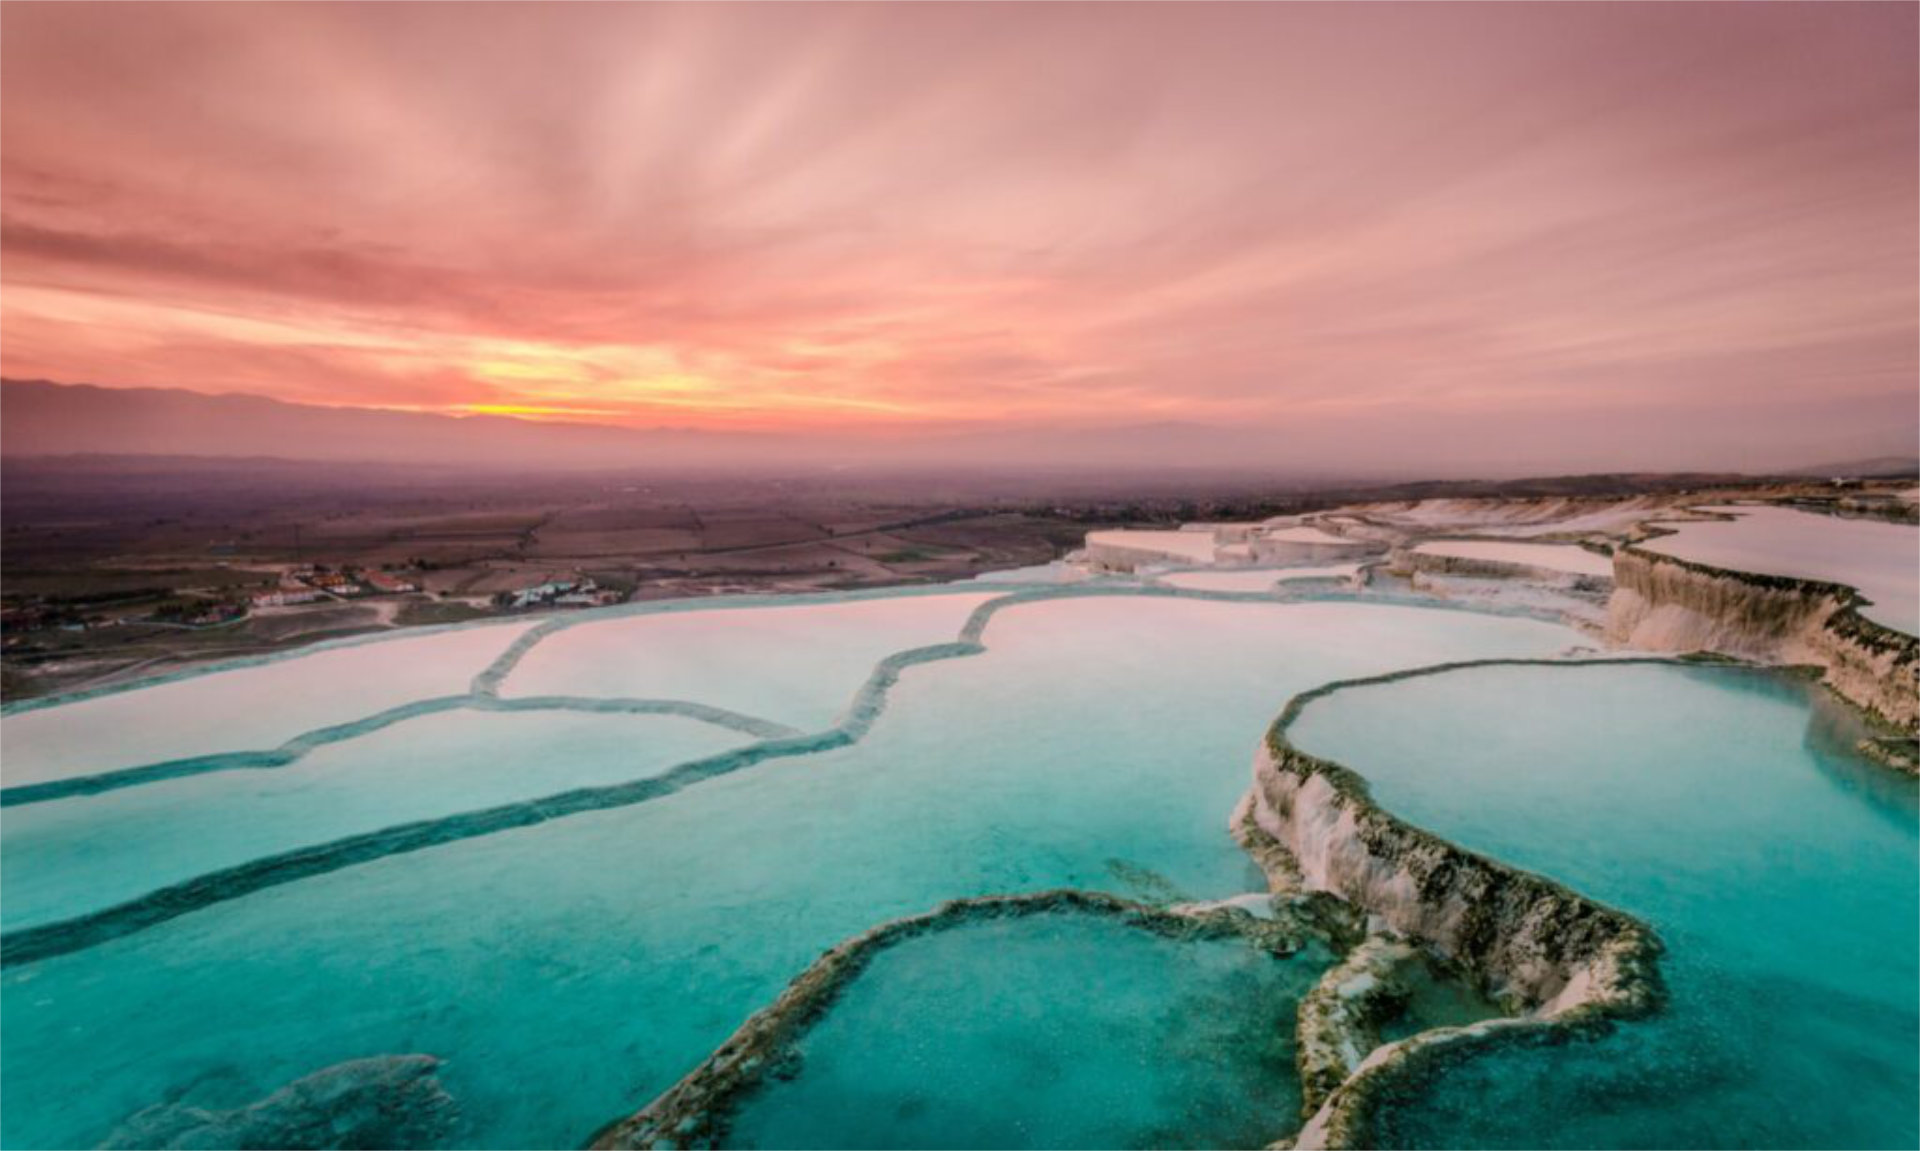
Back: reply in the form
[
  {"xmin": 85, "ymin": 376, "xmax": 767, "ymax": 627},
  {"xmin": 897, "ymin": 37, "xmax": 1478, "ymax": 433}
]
[{"xmin": 1, "ymin": 562, "xmax": 628, "ymax": 643}]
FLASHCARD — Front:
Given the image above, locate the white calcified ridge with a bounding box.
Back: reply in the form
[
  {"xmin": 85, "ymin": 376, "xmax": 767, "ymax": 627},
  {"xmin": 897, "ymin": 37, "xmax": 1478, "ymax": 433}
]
[
  {"xmin": 1608, "ymin": 547, "xmax": 1918, "ymax": 733},
  {"xmin": 1240, "ymin": 667, "xmax": 1666, "ymax": 1150}
]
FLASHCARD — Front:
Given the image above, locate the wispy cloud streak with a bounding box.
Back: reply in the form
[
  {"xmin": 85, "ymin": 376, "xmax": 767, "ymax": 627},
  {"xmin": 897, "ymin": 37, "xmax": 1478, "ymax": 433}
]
[{"xmin": 1, "ymin": 2, "xmax": 1913, "ymax": 466}]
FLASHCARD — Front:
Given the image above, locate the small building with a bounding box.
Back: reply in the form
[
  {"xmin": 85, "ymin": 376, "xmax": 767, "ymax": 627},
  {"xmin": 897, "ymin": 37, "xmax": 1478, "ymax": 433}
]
[
  {"xmin": 364, "ymin": 572, "xmax": 420, "ymax": 594},
  {"xmin": 308, "ymin": 574, "xmax": 365, "ymax": 595},
  {"xmin": 508, "ymin": 580, "xmax": 575, "ymax": 609}
]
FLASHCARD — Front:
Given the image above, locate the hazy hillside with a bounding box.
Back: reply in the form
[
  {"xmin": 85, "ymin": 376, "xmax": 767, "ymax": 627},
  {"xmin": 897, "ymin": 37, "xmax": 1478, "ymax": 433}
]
[
  {"xmin": 6, "ymin": 379, "xmax": 1912, "ymax": 479},
  {"xmin": 0, "ymin": 379, "xmax": 795, "ymax": 470},
  {"xmin": 1777, "ymin": 456, "xmax": 1920, "ymax": 479},
  {"xmin": 0, "ymin": 379, "xmax": 1343, "ymax": 476}
]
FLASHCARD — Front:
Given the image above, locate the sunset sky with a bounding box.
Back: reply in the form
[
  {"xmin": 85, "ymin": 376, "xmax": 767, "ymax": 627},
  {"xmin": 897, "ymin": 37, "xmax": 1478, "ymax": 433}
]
[{"xmin": 2, "ymin": 3, "xmax": 1915, "ymax": 466}]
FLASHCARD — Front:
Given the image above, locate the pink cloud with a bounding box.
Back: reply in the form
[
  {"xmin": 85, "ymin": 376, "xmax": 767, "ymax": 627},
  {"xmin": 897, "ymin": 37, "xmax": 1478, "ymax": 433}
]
[{"xmin": 1, "ymin": 2, "xmax": 1913, "ymax": 463}]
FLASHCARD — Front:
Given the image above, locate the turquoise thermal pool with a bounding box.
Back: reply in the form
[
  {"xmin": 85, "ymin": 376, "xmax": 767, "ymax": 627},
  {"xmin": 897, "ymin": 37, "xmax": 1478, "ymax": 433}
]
[
  {"xmin": 0, "ymin": 590, "xmax": 1576, "ymax": 1149},
  {"xmin": 0, "ymin": 709, "xmax": 749, "ymax": 931},
  {"xmin": 1, "ymin": 621, "xmax": 540, "ymax": 786},
  {"xmin": 1288, "ymin": 662, "xmax": 1919, "ymax": 1149},
  {"xmin": 498, "ymin": 592, "xmax": 999, "ymax": 730},
  {"xmin": 2, "ymin": 579, "xmax": 1911, "ymax": 1150},
  {"xmin": 726, "ymin": 911, "xmax": 1327, "ymax": 1150}
]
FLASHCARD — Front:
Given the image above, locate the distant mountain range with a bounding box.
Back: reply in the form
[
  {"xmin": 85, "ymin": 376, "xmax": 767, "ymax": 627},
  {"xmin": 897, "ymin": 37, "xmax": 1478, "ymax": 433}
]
[
  {"xmin": 1774, "ymin": 456, "xmax": 1920, "ymax": 479},
  {"xmin": 3, "ymin": 378, "xmax": 1914, "ymax": 479}
]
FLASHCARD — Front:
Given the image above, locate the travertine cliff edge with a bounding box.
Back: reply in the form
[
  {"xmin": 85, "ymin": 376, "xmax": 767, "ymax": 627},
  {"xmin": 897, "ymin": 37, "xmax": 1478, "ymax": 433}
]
[
  {"xmin": 1392, "ymin": 547, "xmax": 1611, "ymax": 588},
  {"xmin": 1293, "ymin": 934, "xmax": 1422, "ymax": 1119},
  {"xmin": 1608, "ymin": 547, "xmax": 1918, "ymax": 734},
  {"xmin": 1246, "ymin": 737, "xmax": 1660, "ymax": 1018},
  {"xmin": 1242, "ymin": 665, "xmax": 1666, "ymax": 1149}
]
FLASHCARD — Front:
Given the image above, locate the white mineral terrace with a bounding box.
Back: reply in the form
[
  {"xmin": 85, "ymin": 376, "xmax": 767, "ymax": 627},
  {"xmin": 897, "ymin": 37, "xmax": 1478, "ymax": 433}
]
[
  {"xmin": 1158, "ymin": 565, "xmax": 1363, "ymax": 593},
  {"xmin": 1410, "ymin": 540, "xmax": 1614, "ymax": 578},
  {"xmin": 1263, "ymin": 526, "xmax": 1352, "ymax": 545},
  {"xmin": 1641, "ymin": 504, "xmax": 1919, "ymax": 635},
  {"xmin": 1083, "ymin": 529, "xmax": 1221, "ymax": 565},
  {"xmin": 1353, "ymin": 496, "xmax": 1694, "ymax": 538}
]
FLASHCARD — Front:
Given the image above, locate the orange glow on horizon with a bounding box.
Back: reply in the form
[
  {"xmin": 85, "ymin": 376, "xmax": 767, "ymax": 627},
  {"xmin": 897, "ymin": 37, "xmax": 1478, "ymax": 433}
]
[{"xmin": 0, "ymin": 2, "xmax": 1913, "ymax": 462}]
